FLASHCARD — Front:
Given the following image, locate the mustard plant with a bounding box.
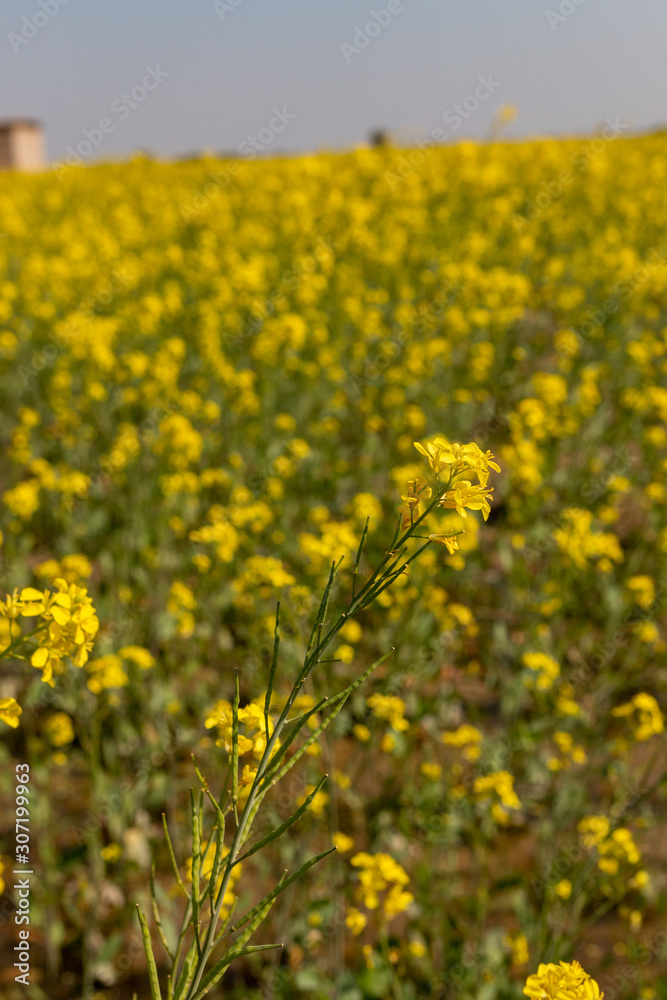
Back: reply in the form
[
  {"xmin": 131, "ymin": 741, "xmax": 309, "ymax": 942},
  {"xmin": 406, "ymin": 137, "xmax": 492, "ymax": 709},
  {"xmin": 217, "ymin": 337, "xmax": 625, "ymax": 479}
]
[{"xmin": 138, "ymin": 438, "xmax": 500, "ymax": 999}]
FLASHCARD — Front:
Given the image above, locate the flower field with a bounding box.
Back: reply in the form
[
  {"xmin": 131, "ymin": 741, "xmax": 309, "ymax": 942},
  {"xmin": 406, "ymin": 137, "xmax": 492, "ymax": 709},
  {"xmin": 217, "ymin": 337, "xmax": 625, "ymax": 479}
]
[{"xmin": 0, "ymin": 132, "xmax": 666, "ymax": 999}]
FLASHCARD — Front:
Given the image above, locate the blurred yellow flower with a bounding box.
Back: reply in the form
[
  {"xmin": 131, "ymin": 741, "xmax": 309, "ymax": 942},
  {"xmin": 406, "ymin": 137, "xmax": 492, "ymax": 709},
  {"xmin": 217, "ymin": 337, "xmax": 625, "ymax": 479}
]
[
  {"xmin": 612, "ymin": 692, "xmax": 664, "ymax": 741},
  {"xmin": 44, "ymin": 712, "xmax": 75, "ymax": 747},
  {"xmin": 332, "ymin": 832, "xmax": 354, "ymax": 852},
  {"xmin": 345, "ymin": 907, "xmax": 367, "ymax": 936},
  {"xmin": 0, "ymin": 697, "xmax": 22, "ymax": 728}
]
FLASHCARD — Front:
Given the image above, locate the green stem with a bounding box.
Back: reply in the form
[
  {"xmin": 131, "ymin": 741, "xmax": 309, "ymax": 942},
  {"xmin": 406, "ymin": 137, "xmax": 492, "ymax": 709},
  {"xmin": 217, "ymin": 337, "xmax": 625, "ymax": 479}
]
[{"xmin": 183, "ymin": 472, "xmax": 454, "ymax": 997}]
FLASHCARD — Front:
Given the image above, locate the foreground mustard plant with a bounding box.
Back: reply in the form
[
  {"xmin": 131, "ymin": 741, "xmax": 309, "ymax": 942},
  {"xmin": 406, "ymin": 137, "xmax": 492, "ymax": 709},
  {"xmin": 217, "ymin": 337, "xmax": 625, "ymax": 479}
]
[{"xmin": 136, "ymin": 438, "xmax": 500, "ymax": 998}]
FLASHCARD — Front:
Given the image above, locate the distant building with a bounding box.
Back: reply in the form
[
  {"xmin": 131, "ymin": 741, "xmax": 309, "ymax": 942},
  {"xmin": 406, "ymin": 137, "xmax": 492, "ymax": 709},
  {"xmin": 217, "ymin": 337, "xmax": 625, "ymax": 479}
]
[{"xmin": 0, "ymin": 119, "xmax": 45, "ymax": 172}]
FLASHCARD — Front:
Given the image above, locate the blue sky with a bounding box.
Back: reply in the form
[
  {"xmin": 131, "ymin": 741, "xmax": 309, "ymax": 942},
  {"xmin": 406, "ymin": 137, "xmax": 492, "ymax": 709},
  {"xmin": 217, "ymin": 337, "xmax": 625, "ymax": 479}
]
[{"xmin": 1, "ymin": 0, "xmax": 665, "ymax": 162}]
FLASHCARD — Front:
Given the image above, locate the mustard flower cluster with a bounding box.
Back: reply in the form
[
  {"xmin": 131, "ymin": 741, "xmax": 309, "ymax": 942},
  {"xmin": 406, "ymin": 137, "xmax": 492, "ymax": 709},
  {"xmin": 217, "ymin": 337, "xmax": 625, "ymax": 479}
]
[
  {"xmin": 474, "ymin": 770, "xmax": 522, "ymax": 825},
  {"xmin": 205, "ymin": 696, "xmax": 280, "ymax": 798},
  {"xmin": 611, "ymin": 692, "xmax": 664, "ymax": 741},
  {"xmin": 366, "ymin": 692, "xmax": 409, "ymax": 732},
  {"xmin": 346, "ymin": 852, "xmax": 414, "ymax": 935},
  {"xmin": 0, "ymin": 697, "xmax": 22, "ymax": 729},
  {"xmin": 578, "ymin": 816, "xmax": 643, "ymax": 876},
  {"xmin": 396, "ymin": 437, "xmax": 500, "ymax": 555},
  {"xmin": 85, "ymin": 645, "xmax": 155, "ymax": 694},
  {"xmin": 0, "ymin": 580, "xmax": 100, "ymax": 727},
  {"xmin": 553, "ymin": 509, "xmax": 623, "ymax": 573},
  {"xmin": 522, "ymin": 652, "xmax": 560, "ymax": 691},
  {"xmin": 523, "ymin": 960, "xmax": 603, "ymax": 999},
  {"xmin": 24, "ymin": 581, "xmax": 99, "ymax": 680},
  {"xmin": 441, "ymin": 724, "xmax": 483, "ymax": 762}
]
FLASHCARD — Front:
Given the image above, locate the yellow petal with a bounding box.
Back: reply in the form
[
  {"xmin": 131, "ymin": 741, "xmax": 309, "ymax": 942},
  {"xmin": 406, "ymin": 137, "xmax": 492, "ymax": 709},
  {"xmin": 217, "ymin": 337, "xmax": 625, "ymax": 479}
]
[
  {"xmin": 0, "ymin": 697, "xmax": 22, "ymax": 728},
  {"xmin": 31, "ymin": 646, "xmax": 49, "ymax": 668},
  {"xmin": 20, "ymin": 602, "xmax": 45, "ymax": 616},
  {"xmin": 20, "ymin": 587, "xmax": 44, "ymax": 601},
  {"xmin": 51, "ymin": 606, "xmax": 71, "ymax": 626}
]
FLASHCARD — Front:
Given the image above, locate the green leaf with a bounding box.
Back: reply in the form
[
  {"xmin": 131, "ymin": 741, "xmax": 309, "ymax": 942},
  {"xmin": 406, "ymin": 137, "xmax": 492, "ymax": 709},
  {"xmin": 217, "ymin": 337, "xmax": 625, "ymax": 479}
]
[
  {"xmin": 221, "ymin": 942, "xmax": 283, "ymax": 961},
  {"xmin": 190, "ymin": 789, "xmax": 202, "ymax": 956},
  {"xmin": 259, "ymin": 649, "xmax": 393, "ymax": 795},
  {"xmin": 204, "ymin": 790, "xmax": 226, "ymax": 902},
  {"xmin": 231, "ymin": 669, "xmax": 240, "ymax": 816},
  {"xmin": 227, "ymin": 846, "xmax": 336, "ymax": 936},
  {"xmin": 192, "ymin": 757, "xmax": 209, "ymax": 791},
  {"xmin": 193, "ymin": 941, "xmax": 282, "ymax": 999},
  {"xmin": 235, "ymin": 774, "xmax": 329, "ymax": 864},
  {"xmin": 136, "ymin": 904, "xmax": 163, "ymax": 1000},
  {"xmin": 351, "ymin": 516, "xmax": 370, "ymax": 598},
  {"xmin": 150, "ymin": 862, "xmax": 174, "ymax": 961},
  {"xmin": 306, "ymin": 557, "xmax": 343, "ymax": 654},
  {"xmin": 360, "ymin": 540, "xmax": 431, "ymax": 608},
  {"xmin": 162, "ymin": 814, "xmax": 189, "ymax": 900},
  {"xmin": 254, "ymin": 671, "xmax": 374, "ymax": 808},
  {"xmin": 252, "ymin": 694, "xmax": 331, "ymax": 789},
  {"xmin": 173, "ymin": 942, "xmax": 198, "ymax": 1000},
  {"xmin": 264, "ymin": 602, "xmax": 280, "ymax": 742}
]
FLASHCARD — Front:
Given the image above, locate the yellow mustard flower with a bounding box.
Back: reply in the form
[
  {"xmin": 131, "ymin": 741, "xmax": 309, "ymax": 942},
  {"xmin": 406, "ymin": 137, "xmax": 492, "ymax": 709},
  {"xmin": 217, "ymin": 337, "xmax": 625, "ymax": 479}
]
[
  {"xmin": 345, "ymin": 907, "xmax": 367, "ymax": 936},
  {"xmin": 366, "ymin": 692, "xmax": 409, "ymax": 732},
  {"xmin": 43, "ymin": 712, "xmax": 75, "ymax": 747},
  {"xmin": 474, "ymin": 770, "xmax": 522, "ymax": 823},
  {"xmin": 0, "ymin": 697, "xmax": 22, "ymax": 728},
  {"xmin": 611, "ymin": 692, "xmax": 664, "ymax": 741},
  {"xmin": 350, "ymin": 852, "xmax": 413, "ymax": 921},
  {"xmin": 414, "ymin": 437, "xmax": 500, "ymax": 485},
  {"xmin": 398, "ymin": 475, "xmax": 432, "ymax": 530},
  {"xmin": 332, "ymin": 832, "xmax": 354, "ymax": 852},
  {"xmin": 442, "ymin": 724, "xmax": 483, "ymax": 761},
  {"xmin": 523, "ymin": 961, "xmax": 603, "ymax": 999},
  {"xmin": 522, "ymin": 652, "xmax": 560, "ymax": 691}
]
